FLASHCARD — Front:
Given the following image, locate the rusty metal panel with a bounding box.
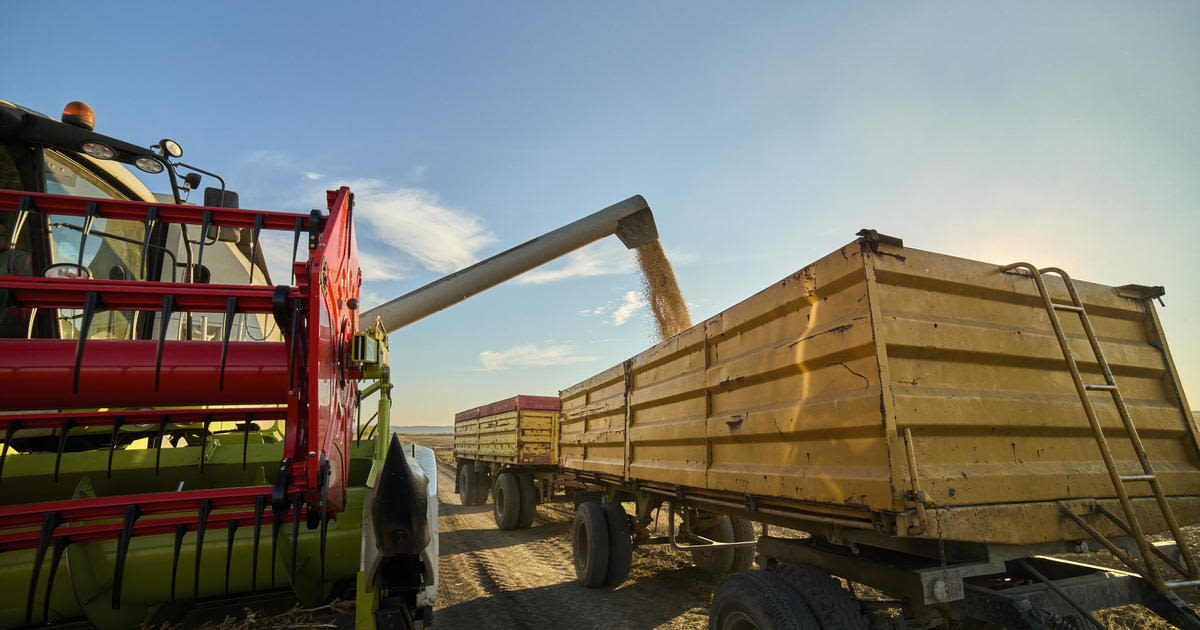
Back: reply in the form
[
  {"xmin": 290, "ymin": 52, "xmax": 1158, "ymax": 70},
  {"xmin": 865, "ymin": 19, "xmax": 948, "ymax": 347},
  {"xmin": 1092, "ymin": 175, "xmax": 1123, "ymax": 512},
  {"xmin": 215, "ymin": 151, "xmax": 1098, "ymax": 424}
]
[
  {"xmin": 559, "ymin": 363, "xmax": 627, "ymax": 476},
  {"xmin": 557, "ymin": 234, "xmax": 1200, "ymax": 545}
]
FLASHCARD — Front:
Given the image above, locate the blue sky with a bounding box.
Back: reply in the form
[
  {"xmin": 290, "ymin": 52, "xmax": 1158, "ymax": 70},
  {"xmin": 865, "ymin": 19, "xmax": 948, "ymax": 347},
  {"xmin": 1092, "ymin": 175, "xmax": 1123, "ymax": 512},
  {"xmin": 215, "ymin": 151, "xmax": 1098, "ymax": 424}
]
[{"xmin": 5, "ymin": 3, "xmax": 1198, "ymax": 425}]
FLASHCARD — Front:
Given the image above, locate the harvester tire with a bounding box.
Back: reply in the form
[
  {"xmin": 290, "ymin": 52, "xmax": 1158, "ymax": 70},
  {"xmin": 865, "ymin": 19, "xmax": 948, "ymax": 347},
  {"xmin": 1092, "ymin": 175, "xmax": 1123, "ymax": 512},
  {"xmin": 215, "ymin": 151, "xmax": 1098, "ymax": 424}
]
[
  {"xmin": 766, "ymin": 563, "xmax": 869, "ymax": 630},
  {"xmin": 730, "ymin": 516, "xmax": 757, "ymax": 573},
  {"xmin": 601, "ymin": 502, "xmax": 633, "ymax": 587},
  {"xmin": 573, "ymin": 501, "xmax": 610, "ymax": 587},
  {"xmin": 690, "ymin": 514, "xmax": 736, "ymax": 574},
  {"xmin": 516, "ymin": 472, "xmax": 538, "ymax": 529},
  {"xmin": 709, "ymin": 570, "xmax": 820, "ymax": 630},
  {"xmin": 493, "ymin": 472, "xmax": 522, "ymax": 530}
]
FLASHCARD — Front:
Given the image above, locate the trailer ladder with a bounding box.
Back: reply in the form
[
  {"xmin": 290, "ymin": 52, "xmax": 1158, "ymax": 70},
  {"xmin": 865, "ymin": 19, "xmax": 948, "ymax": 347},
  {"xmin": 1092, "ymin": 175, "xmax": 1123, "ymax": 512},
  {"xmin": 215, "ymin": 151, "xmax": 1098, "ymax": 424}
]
[{"xmin": 1001, "ymin": 262, "xmax": 1199, "ymax": 594}]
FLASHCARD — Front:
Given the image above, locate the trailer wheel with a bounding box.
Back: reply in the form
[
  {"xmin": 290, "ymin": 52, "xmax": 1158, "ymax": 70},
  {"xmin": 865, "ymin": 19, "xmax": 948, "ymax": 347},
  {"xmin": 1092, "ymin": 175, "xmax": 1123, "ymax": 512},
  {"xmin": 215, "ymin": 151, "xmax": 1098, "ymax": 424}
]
[
  {"xmin": 767, "ymin": 563, "xmax": 869, "ymax": 630},
  {"xmin": 516, "ymin": 472, "xmax": 538, "ymax": 529},
  {"xmin": 472, "ymin": 466, "xmax": 491, "ymax": 505},
  {"xmin": 730, "ymin": 516, "xmax": 756, "ymax": 572},
  {"xmin": 493, "ymin": 472, "xmax": 522, "ymax": 530},
  {"xmin": 601, "ymin": 502, "xmax": 633, "ymax": 587},
  {"xmin": 572, "ymin": 501, "xmax": 611, "ymax": 587},
  {"xmin": 459, "ymin": 461, "xmax": 482, "ymax": 506},
  {"xmin": 690, "ymin": 514, "xmax": 736, "ymax": 574},
  {"xmin": 709, "ymin": 570, "xmax": 819, "ymax": 630}
]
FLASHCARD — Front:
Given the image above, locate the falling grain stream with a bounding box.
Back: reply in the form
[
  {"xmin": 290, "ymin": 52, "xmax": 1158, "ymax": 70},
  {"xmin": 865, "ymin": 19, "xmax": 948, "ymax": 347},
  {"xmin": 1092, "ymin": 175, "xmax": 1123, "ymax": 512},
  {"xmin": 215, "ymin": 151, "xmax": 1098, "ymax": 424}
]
[{"xmin": 636, "ymin": 241, "xmax": 690, "ymax": 340}]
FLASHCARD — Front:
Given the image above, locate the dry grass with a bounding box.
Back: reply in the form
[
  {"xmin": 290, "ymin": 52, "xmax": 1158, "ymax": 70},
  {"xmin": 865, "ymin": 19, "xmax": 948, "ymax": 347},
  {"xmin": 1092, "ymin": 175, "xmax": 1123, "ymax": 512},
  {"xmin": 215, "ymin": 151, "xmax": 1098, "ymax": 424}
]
[{"xmin": 142, "ymin": 600, "xmax": 353, "ymax": 630}]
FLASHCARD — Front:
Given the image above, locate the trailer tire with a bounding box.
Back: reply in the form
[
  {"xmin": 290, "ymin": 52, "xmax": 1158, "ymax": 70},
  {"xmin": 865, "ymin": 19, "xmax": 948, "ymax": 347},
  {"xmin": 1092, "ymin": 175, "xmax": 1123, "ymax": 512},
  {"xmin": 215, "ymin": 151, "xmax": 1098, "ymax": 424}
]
[
  {"xmin": 601, "ymin": 502, "xmax": 633, "ymax": 587},
  {"xmin": 459, "ymin": 461, "xmax": 482, "ymax": 506},
  {"xmin": 472, "ymin": 467, "xmax": 491, "ymax": 505},
  {"xmin": 516, "ymin": 472, "xmax": 538, "ymax": 529},
  {"xmin": 767, "ymin": 563, "xmax": 869, "ymax": 630},
  {"xmin": 493, "ymin": 472, "xmax": 522, "ymax": 530},
  {"xmin": 730, "ymin": 516, "xmax": 756, "ymax": 573},
  {"xmin": 691, "ymin": 514, "xmax": 736, "ymax": 574},
  {"xmin": 572, "ymin": 502, "xmax": 610, "ymax": 587},
  {"xmin": 709, "ymin": 570, "xmax": 820, "ymax": 630}
]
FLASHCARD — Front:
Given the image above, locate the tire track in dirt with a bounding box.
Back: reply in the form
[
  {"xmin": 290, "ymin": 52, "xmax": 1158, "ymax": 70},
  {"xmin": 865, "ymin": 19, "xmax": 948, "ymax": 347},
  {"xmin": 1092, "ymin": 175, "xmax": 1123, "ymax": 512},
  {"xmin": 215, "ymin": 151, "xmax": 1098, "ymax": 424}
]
[{"xmin": 432, "ymin": 463, "xmax": 711, "ymax": 629}]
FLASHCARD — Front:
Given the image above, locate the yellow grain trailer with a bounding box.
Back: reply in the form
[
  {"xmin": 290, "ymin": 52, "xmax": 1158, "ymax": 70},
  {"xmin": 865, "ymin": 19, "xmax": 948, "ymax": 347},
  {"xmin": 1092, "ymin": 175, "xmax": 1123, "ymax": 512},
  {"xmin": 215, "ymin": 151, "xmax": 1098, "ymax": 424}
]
[
  {"xmin": 560, "ymin": 230, "xmax": 1200, "ymax": 629},
  {"xmin": 452, "ymin": 395, "xmax": 559, "ymax": 530}
]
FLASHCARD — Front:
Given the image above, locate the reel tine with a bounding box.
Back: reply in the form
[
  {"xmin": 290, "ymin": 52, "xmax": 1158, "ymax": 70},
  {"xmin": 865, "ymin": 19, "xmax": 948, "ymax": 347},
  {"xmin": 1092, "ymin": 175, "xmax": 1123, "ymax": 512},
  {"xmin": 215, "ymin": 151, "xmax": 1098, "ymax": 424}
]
[
  {"xmin": 76, "ymin": 201, "xmax": 98, "ymax": 271},
  {"xmin": 288, "ymin": 300, "xmax": 301, "ymax": 391},
  {"xmin": 270, "ymin": 508, "xmax": 282, "ymax": 587},
  {"xmin": 356, "ymin": 390, "xmax": 362, "ymax": 447},
  {"xmin": 25, "ymin": 512, "xmax": 60, "ymax": 625},
  {"xmin": 155, "ymin": 295, "xmax": 175, "ymax": 391},
  {"xmin": 290, "ymin": 493, "xmax": 302, "ymax": 586},
  {"xmin": 251, "ymin": 495, "xmax": 265, "ymax": 591},
  {"xmin": 224, "ymin": 520, "xmax": 239, "ymax": 594},
  {"xmin": 111, "ymin": 505, "xmax": 141, "ymax": 609},
  {"xmin": 242, "ymin": 418, "xmax": 251, "ymax": 470},
  {"xmin": 10, "ymin": 196, "xmax": 32, "ymax": 249},
  {"xmin": 107, "ymin": 416, "xmax": 123, "ymax": 479},
  {"xmin": 154, "ymin": 415, "xmax": 168, "ymax": 475},
  {"xmin": 0, "ymin": 421, "xmax": 20, "ymax": 484},
  {"xmin": 42, "ymin": 536, "xmax": 69, "ymax": 623},
  {"xmin": 194, "ymin": 499, "xmax": 212, "ymax": 599},
  {"xmin": 170, "ymin": 524, "xmax": 186, "ymax": 602},
  {"xmin": 53, "ymin": 419, "xmax": 73, "ymax": 482},
  {"xmin": 220, "ymin": 297, "xmax": 237, "ymax": 390},
  {"xmin": 249, "ymin": 214, "xmax": 264, "ymax": 284},
  {"xmin": 196, "ymin": 210, "xmax": 212, "ymax": 277},
  {"xmin": 139, "ymin": 206, "xmax": 158, "ymax": 279},
  {"xmin": 199, "ymin": 414, "xmax": 213, "ymax": 474},
  {"xmin": 290, "ymin": 217, "xmax": 302, "ymax": 285},
  {"xmin": 319, "ymin": 459, "xmax": 330, "ymax": 582},
  {"xmin": 73, "ymin": 292, "xmax": 99, "ymax": 394}
]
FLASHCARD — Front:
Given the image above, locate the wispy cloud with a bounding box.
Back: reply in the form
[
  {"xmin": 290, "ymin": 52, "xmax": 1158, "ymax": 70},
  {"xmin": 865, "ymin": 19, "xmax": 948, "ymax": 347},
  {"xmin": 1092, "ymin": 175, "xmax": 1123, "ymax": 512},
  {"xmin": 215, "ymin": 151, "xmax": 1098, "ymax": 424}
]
[
  {"xmin": 515, "ymin": 241, "xmax": 635, "ymax": 285},
  {"xmin": 339, "ymin": 179, "xmax": 495, "ymax": 274},
  {"xmin": 610, "ymin": 291, "xmax": 645, "ymax": 326},
  {"xmin": 478, "ymin": 344, "xmax": 595, "ymax": 371},
  {"xmin": 358, "ymin": 248, "xmax": 405, "ymax": 282},
  {"xmin": 304, "ymin": 172, "xmax": 322, "ymax": 181},
  {"xmin": 582, "ymin": 290, "xmax": 646, "ymax": 326}
]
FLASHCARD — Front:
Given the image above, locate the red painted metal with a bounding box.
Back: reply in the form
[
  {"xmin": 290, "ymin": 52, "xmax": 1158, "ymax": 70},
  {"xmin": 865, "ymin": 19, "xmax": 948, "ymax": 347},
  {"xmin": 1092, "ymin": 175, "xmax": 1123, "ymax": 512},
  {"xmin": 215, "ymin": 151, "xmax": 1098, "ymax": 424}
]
[
  {"xmin": 0, "ymin": 340, "xmax": 288, "ymax": 410},
  {"xmin": 0, "ymin": 406, "xmax": 285, "ymax": 431},
  {"xmin": 454, "ymin": 394, "xmax": 562, "ymax": 423},
  {"xmin": 292, "ymin": 187, "xmax": 359, "ymax": 510},
  {"xmin": 0, "ymin": 185, "xmax": 360, "ymax": 556},
  {"xmin": 0, "ymin": 276, "xmax": 294, "ymax": 312},
  {"xmin": 0, "ymin": 189, "xmax": 314, "ymax": 232}
]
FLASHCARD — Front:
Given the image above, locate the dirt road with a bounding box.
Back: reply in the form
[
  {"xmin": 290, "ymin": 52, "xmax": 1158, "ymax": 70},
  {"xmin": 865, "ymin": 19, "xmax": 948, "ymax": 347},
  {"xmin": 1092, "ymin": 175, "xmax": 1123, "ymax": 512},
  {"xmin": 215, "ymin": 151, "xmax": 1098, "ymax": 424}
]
[{"xmin": 432, "ymin": 463, "xmax": 716, "ymax": 630}]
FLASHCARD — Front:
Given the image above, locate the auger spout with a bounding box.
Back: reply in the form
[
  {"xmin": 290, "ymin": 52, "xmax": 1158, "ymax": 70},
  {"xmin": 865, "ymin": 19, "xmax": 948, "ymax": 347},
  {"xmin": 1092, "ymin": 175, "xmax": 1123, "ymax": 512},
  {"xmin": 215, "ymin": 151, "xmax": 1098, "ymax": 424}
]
[{"xmin": 362, "ymin": 195, "xmax": 659, "ymax": 333}]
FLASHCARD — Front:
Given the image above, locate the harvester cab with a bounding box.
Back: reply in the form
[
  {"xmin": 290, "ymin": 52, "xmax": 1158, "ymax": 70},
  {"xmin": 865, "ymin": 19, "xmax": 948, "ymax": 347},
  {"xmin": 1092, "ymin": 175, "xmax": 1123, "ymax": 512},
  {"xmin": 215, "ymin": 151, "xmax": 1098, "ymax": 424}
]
[{"xmin": 0, "ymin": 100, "xmax": 437, "ymax": 629}]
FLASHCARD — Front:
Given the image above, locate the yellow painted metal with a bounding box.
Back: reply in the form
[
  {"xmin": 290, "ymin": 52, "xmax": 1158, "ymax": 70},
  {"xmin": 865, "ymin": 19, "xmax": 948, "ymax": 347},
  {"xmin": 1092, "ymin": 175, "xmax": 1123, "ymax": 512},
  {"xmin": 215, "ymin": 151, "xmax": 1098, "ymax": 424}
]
[
  {"xmin": 558, "ymin": 235, "xmax": 1200, "ymax": 545},
  {"xmin": 454, "ymin": 410, "xmax": 558, "ymax": 466}
]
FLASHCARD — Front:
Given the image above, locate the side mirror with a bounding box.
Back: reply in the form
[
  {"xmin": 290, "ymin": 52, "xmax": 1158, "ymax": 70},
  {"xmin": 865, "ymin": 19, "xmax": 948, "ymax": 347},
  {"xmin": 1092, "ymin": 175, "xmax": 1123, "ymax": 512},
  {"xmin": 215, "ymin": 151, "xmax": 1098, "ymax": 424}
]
[{"xmin": 203, "ymin": 187, "xmax": 239, "ymax": 209}]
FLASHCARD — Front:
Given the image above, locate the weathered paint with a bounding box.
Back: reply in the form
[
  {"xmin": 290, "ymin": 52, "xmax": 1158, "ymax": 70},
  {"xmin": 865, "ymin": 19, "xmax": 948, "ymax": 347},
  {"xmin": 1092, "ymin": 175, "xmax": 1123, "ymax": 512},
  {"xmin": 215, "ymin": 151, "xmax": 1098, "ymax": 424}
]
[
  {"xmin": 559, "ymin": 235, "xmax": 1200, "ymax": 544},
  {"xmin": 454, "ymin": 398, "xmax": 559, "ymax": 466}
]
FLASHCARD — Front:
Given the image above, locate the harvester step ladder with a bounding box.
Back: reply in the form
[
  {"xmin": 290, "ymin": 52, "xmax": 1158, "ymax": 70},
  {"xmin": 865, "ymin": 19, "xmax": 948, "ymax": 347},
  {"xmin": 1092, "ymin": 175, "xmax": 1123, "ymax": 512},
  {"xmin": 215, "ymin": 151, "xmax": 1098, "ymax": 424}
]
[{"xmin": 1001, "ymin": 262, "xmax": 1200, "ymax": 593}]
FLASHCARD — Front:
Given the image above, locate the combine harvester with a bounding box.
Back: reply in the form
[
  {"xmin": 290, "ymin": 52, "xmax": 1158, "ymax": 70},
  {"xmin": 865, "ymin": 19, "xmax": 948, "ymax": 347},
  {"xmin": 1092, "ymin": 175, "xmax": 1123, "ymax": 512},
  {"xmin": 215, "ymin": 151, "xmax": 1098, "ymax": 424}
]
[
  {"xmin": 456, "ymin": 232, "xmax": 1200, "ymax": 629},
  {"xmin": 0, "ymin": 99, "xmax": 665, "ymax": 629}
]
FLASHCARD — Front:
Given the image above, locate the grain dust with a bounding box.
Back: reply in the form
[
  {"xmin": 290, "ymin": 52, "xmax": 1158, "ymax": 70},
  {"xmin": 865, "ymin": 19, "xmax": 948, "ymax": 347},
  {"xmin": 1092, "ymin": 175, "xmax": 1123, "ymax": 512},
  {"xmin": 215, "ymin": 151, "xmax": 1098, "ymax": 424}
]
[{"xmin": 636, "ymin": 241, "xmax": 691, "ymax": 340}]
